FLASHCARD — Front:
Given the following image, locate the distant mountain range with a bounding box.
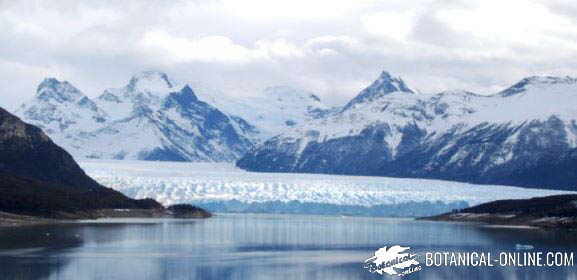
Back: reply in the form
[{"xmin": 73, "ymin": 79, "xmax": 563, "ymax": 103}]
[
  {"xmin": 16, "ymin": 71, "xmax": 328, "ymax": 162},
  {"xmin": 238, "ymin": 72, "xmax": 577, "ymax": 190},
  {"xmin": 14, "ymin": 70, "xmax": 577, "ymax": 190}
]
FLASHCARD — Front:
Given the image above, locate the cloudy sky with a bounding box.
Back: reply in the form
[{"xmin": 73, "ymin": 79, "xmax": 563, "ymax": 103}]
[{"xmin": 2, "ymin": 0, "xmax": 577, "ymax": 111}]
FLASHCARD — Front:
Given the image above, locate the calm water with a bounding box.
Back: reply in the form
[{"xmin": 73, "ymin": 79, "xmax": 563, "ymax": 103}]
[{"xmin": 0, "ymin": 214, "xmax": 575, "ymax": 280}]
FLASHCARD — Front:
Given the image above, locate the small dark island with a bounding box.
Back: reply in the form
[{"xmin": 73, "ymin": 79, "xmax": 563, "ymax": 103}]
[
  {"xmin": 422, "ymin": 194, "xmax": 577, "ymax": 229},
  {"xmin": 167, "ymin": 204, "xmax": 213, "ymax": 218}
]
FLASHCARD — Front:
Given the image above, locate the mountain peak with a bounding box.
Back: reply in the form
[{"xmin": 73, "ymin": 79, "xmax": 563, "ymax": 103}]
[
  {"xmin": 499, "ymin": 75, "xmax": 577, "ymax": 97},
  {"xmin": 38, "ymin": 77, "xmax": 60, "ymax": 89},
  {"xmin": 343, "ymin": 71, "xmax": 413, "ymax": 110},
  {"xmin": 378, "ymin": 70, "xmax": 393, "ymax": 80},
  {"xmin": 163, "ymin": 85, "xmax": 199, "ymax": 109},
  {"xmin": 127, "ymin": 70, "xmax": 174, "ymax": 93},
  {"xmin": 36, "ymin": 78, "xmax": 84, "ymax": 103},
  {"xmin": 372, "ymin": 71, "xmax": 412, "ymax": 92}
]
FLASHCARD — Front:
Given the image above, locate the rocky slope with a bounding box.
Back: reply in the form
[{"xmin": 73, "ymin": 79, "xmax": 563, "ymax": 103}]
[
  {"xmin": 0, "ymin": 107, "xmax": 162, "ymax": 218},
  {"xmin": 238, "ymin": 72, "xmax": 577, "ymax": 190}
]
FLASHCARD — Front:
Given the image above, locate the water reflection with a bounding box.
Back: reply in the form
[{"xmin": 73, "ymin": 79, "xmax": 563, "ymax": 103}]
[{"xmin": 0, "ymin": 215, "xmax": 575, "ymax": 279}]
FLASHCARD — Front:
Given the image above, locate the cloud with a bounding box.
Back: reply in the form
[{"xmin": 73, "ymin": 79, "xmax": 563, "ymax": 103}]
[
  {"xmin": 361, "ymin": 11, "xmax": 417, "ymax": 42},
  {"xmin": 217, "ymin": 0, "xmax": 375, "ymax": 20},
  {"xmin": 141, "ymin": 33, "xmax": 305, "ymax": 64},
  {"xmin": 1, "ymin": 0, "xmax": 577, "ymax": 111},
  {"xmin": 142, "ymin": 31, "xmax": 254, "ymax": 63}
]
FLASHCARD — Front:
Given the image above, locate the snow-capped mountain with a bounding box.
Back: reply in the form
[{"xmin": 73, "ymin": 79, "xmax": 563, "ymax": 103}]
[
  {"xmin": 343, "ymin": 71, "xmax": 413, "ymax": 110},
  {"xmin": 16, "ymin": 78, "xmax": 108, "ymax": 135},
  {"xmin": 195, "ymin": 85, "xmax": 331, "ymax": 140},
  {"xmin": 16, "ymin": 72, "xmax": 256, "ymax": 162},
  {"xmin": 238, "ymin": 71, "xmax": 577, "ymax": 190},
  {"xmin": 96, "ymin": 70, "xmax": 175, "ymax": 120}
]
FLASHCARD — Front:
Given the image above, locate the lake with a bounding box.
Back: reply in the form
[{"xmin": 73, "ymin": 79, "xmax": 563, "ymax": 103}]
[{"xmin": 0, "ymin": 214, "xmax": 575, "ymax": 279}]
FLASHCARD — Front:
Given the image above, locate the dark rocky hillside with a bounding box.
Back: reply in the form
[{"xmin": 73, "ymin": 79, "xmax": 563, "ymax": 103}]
[
  {"xmin": 0, "ymin": 107, "xmax": 162, "ymax": 219},
  {"xmin": 0, "ymin": 107, "xmax": 103, "ymax": 190}
]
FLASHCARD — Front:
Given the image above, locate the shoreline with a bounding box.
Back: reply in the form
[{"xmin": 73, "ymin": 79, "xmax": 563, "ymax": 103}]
[
  {"xmin": 421, "ymin": 194, "xmax": 577, "ymax": 230},
  {"xmin": 0, "ymin": 207, "xmax": 212, "ymax": 228},
  {"xmin": 0, "ymin": 212, "xmax": 55, "ymax": 227},
  {"xmin": 422, "ymin": 212, "xmax": 577, "ymax": 230}
]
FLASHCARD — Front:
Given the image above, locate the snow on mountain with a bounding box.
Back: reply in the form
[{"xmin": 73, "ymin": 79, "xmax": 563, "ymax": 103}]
[
  {"xmin": 128, "ymin": 70, "xmax": 175, "ymax": 93},
  {"xmin": 238, "ymin": 71, "xmax": 577, "ymax": 190},
  {"xmin": 498, "ymin": 76, "xmax": 577, "ymax": 97},
  {"xmin": 476, "ymin": 76, "xmax": 577, "ymax": 123},
  {"xmin": 194, "ymin": 85, "xmax": 331, "ymax": 140},
  {"xmin": 77, "ymin": 105, "xmax": 176, "ymax": 160},
  {"xmin": 15, "ymin": 78, "xmax": 110, "ymax": 153},
  {"xmin": 154, "ymin": 85, "xmax": 254, "ymax": 161},
  {"xmin": 82, "ymin": 84, "xmax": 256, "ymax": 161},
  {"xmin": 19, "ymin": 68, "xmax": 577, "ymax": 185},
  {"xmin": 343, "ymin": 71, "xmax": 413, "ymax": 110},
  {"xmin": 16, "ymin": 78, "xmax": 108, "ymax": 134},
  {"xmin": 79, "ymin": 160, "xmax": 572, "ymax": 216},
  {"xmin": 16, "ymin": 72, "xmax": 255, "ymax": 162},
  {"xmin": 96, "ymin": 70, "xmax": 177, "ymax": 120},
  {"xmin": 16, "ymin": 70, "xmax": 334, "ymax": 162}
]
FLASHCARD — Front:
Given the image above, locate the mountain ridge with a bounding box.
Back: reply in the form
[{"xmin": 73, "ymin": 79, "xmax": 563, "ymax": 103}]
[
  {"xmin": 16, "ymin": 72, "xmax": 257, "ymax": 162},
  {"xmin": 15, "ymin": 69, "xmax": 577, "ymax": 190},
  {"xmin": 238, "ymin": 71, "xmax": 577, "ymax": 190}
]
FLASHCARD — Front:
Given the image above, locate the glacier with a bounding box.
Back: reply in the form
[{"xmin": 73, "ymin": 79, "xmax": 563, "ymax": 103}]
[
  {"xmin": 193, "ymin": 84, "xmax": 332, "ymax": 140},
  {"xmin": 79, "ymin": 160, "xmax": 572, "ymax": 217}
]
